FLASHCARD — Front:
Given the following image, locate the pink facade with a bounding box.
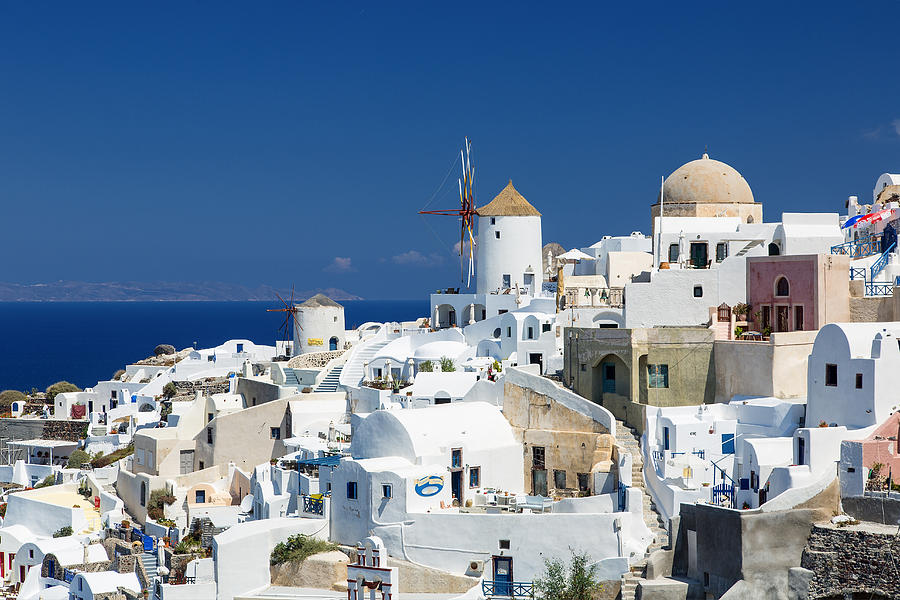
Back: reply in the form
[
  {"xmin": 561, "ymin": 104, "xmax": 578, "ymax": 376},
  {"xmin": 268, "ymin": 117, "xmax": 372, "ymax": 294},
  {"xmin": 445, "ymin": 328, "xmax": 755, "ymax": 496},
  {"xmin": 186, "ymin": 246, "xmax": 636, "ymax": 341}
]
[
  {"xmin": 858, "ymin": 413, "xmax": 900, "ymax": 476},
  {"xmin": 746, "ymin": 254, "xmax": 849, "ymax": 333}
]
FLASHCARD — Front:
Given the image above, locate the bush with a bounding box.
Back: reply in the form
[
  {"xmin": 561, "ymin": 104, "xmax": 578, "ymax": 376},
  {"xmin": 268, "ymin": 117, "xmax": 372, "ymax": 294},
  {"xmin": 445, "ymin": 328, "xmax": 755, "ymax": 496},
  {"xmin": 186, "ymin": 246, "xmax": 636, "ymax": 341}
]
[
  {"xmin": 154, "ymin": 344, "xmax": 176, "ymax": 357},
  {"xmin": 162, "ymin": 382, "xmax": 178, "ymax": 400},
  {"xmin": 112, "ymin": 369, "xmax": 125, "ymax": 381},
  {"xmin": 36, "ymin": 475, "xmax": 56, "ymax": 488},
  {"xmin": 439, "ymin": 356, "xmax": 456, "ymax": 372},
  {"xmin": 45, "ymin": 381, "xmax": 81, "ymax": 402},
  {"xmin": 0, "ymin": 390, "xmax": 25, "ymax": 410},
  {"xmin": 147, "ymin": 488, "xmax": 177, "ymax": 521},
  {"xmin": 270, "ymin": 534, "xmax": 338, "ymax": 565},
  {"xmin": 52, "ymin": 526, "xmax": 73, "ymax": 538},
  {"xmin": 534, "ymin": 549, "xmax": 602, "ymax": 600},
  {"xmin": 91, "ymin": 444, "xmax": 134, "ymax": 468},
  {"xmin": 66, "ymin": 448, "xmax": 91, "ymax": 468},
  {"xmin": 418, "ymin": 360, "xmax": 434, "ymax": 373}
]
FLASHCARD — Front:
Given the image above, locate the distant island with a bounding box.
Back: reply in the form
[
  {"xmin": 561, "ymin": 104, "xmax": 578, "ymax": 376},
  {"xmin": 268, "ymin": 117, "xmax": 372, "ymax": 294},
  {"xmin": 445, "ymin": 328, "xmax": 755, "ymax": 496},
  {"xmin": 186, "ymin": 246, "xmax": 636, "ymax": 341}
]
[{"xmin": 0, "ymin": 281, "xmax": 363, "ymax": 302}]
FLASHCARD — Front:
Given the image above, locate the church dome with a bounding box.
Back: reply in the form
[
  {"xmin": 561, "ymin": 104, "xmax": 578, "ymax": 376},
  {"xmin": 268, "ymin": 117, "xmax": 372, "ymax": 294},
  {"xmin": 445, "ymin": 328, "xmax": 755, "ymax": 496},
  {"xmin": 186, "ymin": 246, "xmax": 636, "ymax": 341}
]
[{"xmin": 660, "ymin": 153, "xmax": 754, "ymax": 205}]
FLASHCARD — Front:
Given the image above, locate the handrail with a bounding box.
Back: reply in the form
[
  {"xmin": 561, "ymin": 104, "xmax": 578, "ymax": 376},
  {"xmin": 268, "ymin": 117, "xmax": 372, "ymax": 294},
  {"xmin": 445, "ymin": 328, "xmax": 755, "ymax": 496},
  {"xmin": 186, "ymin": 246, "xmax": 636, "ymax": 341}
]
[
  {"xmin": 302, "ymin": 495, "xmax": 324, "ymax": 515},
  {"xmin": 850, "ymin": 267, "xmax": 867, "ymax": 281},
  {"xmin": 482, "ymin": 580, "xmax": 534, "ymax": 599},
  {"xmin": 617, "ymin": 481, "xmax": 629, "ymax": 512},
  {"xmin": 870, "ymin": 241, "xmax": 896, "ymax": 281},
  {"xmin": 831, "ymin": 233, "xmax": 882, "ymax": 258}
]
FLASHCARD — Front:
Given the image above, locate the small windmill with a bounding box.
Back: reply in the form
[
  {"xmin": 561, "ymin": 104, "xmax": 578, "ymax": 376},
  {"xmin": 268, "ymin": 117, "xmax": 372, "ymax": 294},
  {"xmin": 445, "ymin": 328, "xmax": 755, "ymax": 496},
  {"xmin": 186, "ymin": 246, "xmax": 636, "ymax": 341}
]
[
  {"xmin": 267, "ymin": 287, "xmax": 302, "ymax": 356},
  {"xmin": 419, "ymin": 137, "xmax": 477, "ymax": 287}
]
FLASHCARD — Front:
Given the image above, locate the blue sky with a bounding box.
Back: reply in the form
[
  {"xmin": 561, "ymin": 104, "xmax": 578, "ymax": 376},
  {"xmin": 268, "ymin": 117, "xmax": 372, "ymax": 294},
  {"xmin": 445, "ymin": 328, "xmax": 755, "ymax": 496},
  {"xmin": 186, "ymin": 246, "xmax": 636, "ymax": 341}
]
[{"xmin": 1, "ymin": 2, "xmax": 898, "ymax": 299}]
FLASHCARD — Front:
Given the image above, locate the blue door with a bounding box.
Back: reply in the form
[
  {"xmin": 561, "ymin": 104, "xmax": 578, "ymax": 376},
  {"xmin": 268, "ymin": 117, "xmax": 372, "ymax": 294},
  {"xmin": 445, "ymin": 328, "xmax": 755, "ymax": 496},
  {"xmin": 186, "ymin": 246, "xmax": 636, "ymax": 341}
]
[
  {"xmin": 329, "ymin": 337, "xmax": 338, "ymax": 351},
  {"xmin": 601, "ymin": 363, "xmax": 616, "ymax": 394},
  {"xmin": 142, "ymin": 532, "xmax": 153, "ymax": 552},
  {"xmin": 721, "ymin": 433, "xmax": 735, "ymax": 454},
  {"xmin": 493, "ymin": 556, "xmax": 513, "ymax": 596}
]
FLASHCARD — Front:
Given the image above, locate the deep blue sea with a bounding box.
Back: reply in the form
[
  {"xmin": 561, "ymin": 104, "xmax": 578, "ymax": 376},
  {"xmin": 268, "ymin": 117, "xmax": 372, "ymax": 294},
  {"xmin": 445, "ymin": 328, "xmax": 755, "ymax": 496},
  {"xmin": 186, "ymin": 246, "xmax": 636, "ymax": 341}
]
[{"xmin": 0, "ymin": 300, "xmax": 427, "ymax": 392}]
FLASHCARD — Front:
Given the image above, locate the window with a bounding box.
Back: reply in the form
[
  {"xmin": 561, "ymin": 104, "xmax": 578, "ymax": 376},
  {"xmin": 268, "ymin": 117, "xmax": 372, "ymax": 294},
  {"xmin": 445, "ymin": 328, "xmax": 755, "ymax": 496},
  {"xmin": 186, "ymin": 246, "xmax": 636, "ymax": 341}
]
[
  {"xmin": 382, "ymin": 484, "xmax": 392, "ymax": 499},
  {"xmin": 580, "ymin": 363, "xmax": 587, "ymax": 372},
  {"xmin": 195, "ymin": 490, "xmax": 206, "ymax": 503},
  {"xmin": 498, "ymin": 309, "xmax": 508, "ymax": 315},
  {"xmin": 761, "ymin": 306, "xmax": 771, "ymax": 330},
  {"xmin": 668, "ymin": 244, "xmax": 679, "ymax": 263},
  {"xmin": 236, "ymin": 343, "xmax": 244, "ymax": 353},
  {"xmin": 553, "ymin": 469, "xmax": 566, "ymax": 489},
  {"xmin": 495, "ymin": 231, "xmax": 501, "ymax": 239},
  {"xmin": 136, "ymin": 448, "xmax": 145, "ymax": 466},
  {"xmin": 499, "ymin": 539, "xmax": 510, "ymax": 550},
  {"xmin": 207, "ymin": 427, "xmax": 213, "ymax": 445},
  {"xmin": 198, "ymin": 460, "xmax": 204, "ymax": 470},
  {"xmin": 207, "ymin": 413, "xmax": 214, "ymax": 423},
  {"xmin": 493, "ymin": 328, "xmax": 501, "ymax": 338},
  {"xmin": 542, "ymin": 323, "xmax": 551, "ymax": 333},
  {"xmin": 527, "ymin": 326, "xmax": 534, "ymax": 339},
  {"xmin": 716, "ymin": 242, "xmax": 727, "ymax": 262},
  {"xmin": 577, "ymin": 473, "xmax": 590, "ymax": 492},
  {"xmin": 490, "ymin": 217, "xmax": 496, "ymax": 225},
  {"xmin": 469, "ymin": 467, "xmax": 480, "ymax": 488},
  {"xmin": 347, "ymin": 481, "xmax": 358, "ymax": 499},
  {"xmin": 111, "ymin": 390, "xmax": 117, "ymax": 399},
  {"xmin": 270, "ymin": 427, "xmax": 281, "ymax": 440},
  {"xmin": 532, "ymin": 446, "xmax": 545, "ymax": 469},
  {"xmin": 775, "ymin": 277, "xmax": 790, "ymax": 297},
  {"xmin": 794, "ymin": 306, "xmax": 804, "ymax": 331},
  {"xmin": 502, "ymin": 274, "xmax": 511, "ymax": 288},
  {"xmin": 507, "ymin": 327, "xmax": 512, "ymax": 337},
  {"xmin": 648, "ymin": 364, "xmax": 669, "ymax": 388},
  {"xmin": 768, "ymin": 242, "xmax": 780, "ymax": 256},
  {"xmin": 825, "ymin": 364, "xmax": 838, "ymax": 387},
  {"xmin": 140, "ymin": 482, "xmax": 147, "ymax": 507},
  {"xmin": 451, "ymin": 449, "xmax": 462, "ymax": 468},
  {"xmin": 693, "ymin": 285, "xmax": 703, "ymax": 298},
  {"xmin": 28, "ymin": 549, "xmax": 33, "ymax": 559},
  {"xmin": 856, "ymin": 373, "xmax": 863, "ymax": 389}
]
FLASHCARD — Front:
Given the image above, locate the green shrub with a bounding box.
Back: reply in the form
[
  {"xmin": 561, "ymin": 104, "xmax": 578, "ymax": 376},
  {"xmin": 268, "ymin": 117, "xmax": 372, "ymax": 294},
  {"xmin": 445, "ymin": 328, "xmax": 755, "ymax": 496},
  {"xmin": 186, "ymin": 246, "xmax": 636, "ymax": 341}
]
[
  {"xmin": 91, "ymin": 444, "xmax": 134, "ymax": 468},
  {"xmin": 270, "ymin": 534, "xmax": 338, "ymax": 566},
  {"xmin": 66, "ymin": 448, "xmax": 91, "ymax": 468},
  {"xmin": 36, "ymin": 475, "xmax": 56, "ymax": 488},
  {"xmin": 734, "ymin": 326, "xmax": 744, "ymax": 339},
  {"xmin": 45, "ymin": 381, "xmax": 81, "ymax": 402},
  {"xmin": 0, "ymin": 390, "xmax": 26, "ymax": 410},
  {"xmin": 534, "ymin": 549, "xmax": 602, "ymax": 600},
  {"xmin": 439, "ymin": 356, "xmax": 456, "ymax": 372},
  {"xmin": 162, "ymin": 382, "xmax": 178, "ymax": 400},
  {"xmin": 418, "ymin": 360, "xmax": 434, "ymax": 373},
  {"xmin": 52, "ymin": 526, "xmax": 73, "ymax": 538}
]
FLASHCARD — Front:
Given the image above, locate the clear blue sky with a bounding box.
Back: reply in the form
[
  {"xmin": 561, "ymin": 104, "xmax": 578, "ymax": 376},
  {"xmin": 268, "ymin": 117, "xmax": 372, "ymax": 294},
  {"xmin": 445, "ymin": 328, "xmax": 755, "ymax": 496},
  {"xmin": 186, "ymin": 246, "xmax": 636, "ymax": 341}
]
[{"xmin": 1, "ymin": 2, "xmax": 898, "ymax": 299}]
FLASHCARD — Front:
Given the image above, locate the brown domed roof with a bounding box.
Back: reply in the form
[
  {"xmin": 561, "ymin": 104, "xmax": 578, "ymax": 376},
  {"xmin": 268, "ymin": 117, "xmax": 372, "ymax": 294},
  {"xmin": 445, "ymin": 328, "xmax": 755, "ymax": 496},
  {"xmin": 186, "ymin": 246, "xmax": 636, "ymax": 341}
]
[
  {"xmin": 476, "ymin": 180, "xmax": 541, "ymax": 217},
  {"xmin": 660, "ymin": 153, "xmax": 754, "ymax": 205}
]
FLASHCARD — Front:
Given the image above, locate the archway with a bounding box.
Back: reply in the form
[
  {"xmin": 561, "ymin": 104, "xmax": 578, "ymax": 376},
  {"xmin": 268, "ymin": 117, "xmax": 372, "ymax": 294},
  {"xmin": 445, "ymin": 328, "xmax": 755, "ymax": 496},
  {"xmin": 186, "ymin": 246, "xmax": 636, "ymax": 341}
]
[
  {"xmin": 768, "ymin": 242, "xmax": 780, "ymax": 256},
  {"xmin": 591, "ymin": 354, "xmax": 630, "ymax": 404},
  {"xmin": 329, "ymin": 336, "xmax": 339, "ymax": 351},
  {"xmin": 436, "ymin": 304, "xmax": 456, "ymax": 329}
]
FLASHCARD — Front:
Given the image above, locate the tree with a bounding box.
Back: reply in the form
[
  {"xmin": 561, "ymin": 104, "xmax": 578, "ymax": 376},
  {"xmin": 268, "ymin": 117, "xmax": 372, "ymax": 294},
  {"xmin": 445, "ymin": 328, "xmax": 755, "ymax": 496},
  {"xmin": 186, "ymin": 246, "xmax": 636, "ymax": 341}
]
[
  {"xmin": 0, "ymin": 390, "xmax": 26, "ymax": 410},
  {"xmin": 438, "ymin": 356, "xmax": 456, "ymax": 372},
  {"xmin": 162, "ymin": 382, "xmax": 178, "ymax": 400},
  {"xmin": 52, "ymin": 526, "xmax": 73, "ymax": 538},
  {"xmin": 418, "ymin": 360, "xmax": 434, "ymax": 373},
  {"xmin": 45, "ymin": 381, "xmax": 81, "ymax": 402},
  {"xmin": 154, "ymin": 344, "xmax": 176, "ymax": 357},
  {"xmin": 534, "ymin": 550, "xmax": 601, "ymax": 600},
  {"xmin": 66, "ymin": 448, "xmax": 91, "ymax": 468}
]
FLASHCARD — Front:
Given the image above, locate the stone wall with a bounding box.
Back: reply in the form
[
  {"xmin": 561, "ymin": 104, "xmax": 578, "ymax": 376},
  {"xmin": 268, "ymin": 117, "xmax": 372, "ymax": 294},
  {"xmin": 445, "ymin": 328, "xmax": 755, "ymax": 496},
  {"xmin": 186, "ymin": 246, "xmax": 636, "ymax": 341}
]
[
  {"xmin": 801, "ymin": 523, "xmax": 900, "ymax": 598},
  {"xmin": 287, "ymin": 349, "xmax": 345, "ymax": 369},
  {"xmin": 849, "ymin": 296, "xmax": 895, "ymax": 323},
  {"xmin": 0, "ymin": 418, "xmax": 87, "ymax": 448}
]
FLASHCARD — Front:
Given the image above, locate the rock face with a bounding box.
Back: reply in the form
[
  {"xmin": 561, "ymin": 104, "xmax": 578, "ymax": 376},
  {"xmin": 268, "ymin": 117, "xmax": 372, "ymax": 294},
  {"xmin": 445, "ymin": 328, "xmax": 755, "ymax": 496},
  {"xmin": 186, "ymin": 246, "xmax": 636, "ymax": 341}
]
[
  {"xmin": 801, "ymin": 523, "xmax": 900, "ymax": 599},
  {"xmin": 385, "ymin": 556, "xmax": 479, "ymax": 594},
  {"xmin": 270, "ymin": 551, "xmax": 350, "ymax": 590}
]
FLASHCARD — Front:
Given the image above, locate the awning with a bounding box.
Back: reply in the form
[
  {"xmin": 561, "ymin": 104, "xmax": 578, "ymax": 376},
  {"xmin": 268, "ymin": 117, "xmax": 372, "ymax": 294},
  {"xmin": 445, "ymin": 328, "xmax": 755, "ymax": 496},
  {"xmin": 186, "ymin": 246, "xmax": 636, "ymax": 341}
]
[
  {"xmin": 854, "ymin": 208, "xmax": 895, "ymax": 227},
  {"xmin": 556, "ymin": 249, "xmax": 595, "ymax": 262},
  {"xmin": 842, "ymin": 215, "xmax": 863, "ymax": 229},
  {"xmin": 296, "ymin": 455, "xmax": 343, "ymax": 468}
]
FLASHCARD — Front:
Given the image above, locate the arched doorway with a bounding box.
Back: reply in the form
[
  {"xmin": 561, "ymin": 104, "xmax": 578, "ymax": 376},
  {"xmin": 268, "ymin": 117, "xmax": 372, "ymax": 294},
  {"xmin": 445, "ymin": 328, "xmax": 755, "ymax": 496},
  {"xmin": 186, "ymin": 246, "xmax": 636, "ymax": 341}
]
[
  {"xmin": 591, "ymin": 354, "xmax": 630, "ymax": 404},
  {"xmin": 436, "ymin": 304, "xmax": 456, "ymax": 328},
  {"xmin": 768, "ymin": 242, "xmax": 780, "ymax": 256},
  {"xmin": 329, "ymin": 336, "xmax": 339, "ymax": 351},
  {"xmin": 462, "ymin": 303, "xmax": 486, "ymax": 325}
]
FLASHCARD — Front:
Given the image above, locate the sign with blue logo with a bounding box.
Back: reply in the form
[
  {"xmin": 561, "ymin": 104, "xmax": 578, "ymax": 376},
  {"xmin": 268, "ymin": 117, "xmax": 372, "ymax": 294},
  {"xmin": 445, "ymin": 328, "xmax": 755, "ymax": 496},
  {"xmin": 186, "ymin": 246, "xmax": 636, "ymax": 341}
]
[{"xmin": 414, "ymin": 475, "xmax": 444, "ymax": 497}]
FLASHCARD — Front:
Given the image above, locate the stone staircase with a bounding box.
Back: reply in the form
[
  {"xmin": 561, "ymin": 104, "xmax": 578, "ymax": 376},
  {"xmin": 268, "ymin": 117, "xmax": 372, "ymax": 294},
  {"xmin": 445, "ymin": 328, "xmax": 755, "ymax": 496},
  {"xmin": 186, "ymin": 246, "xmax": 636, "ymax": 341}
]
[
  {"xmin": 315, "ymin": 365, "xmax": 344, "ymax": 392},
  {"xmin": 615, "ymin": 419, "xmax": 668, "ymax": 600}
]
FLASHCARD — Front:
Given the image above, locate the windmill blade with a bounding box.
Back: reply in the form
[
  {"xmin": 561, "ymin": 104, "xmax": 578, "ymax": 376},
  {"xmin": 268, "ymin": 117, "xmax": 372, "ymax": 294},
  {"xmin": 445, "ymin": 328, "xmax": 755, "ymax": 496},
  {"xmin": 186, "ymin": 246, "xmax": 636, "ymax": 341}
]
[
  {"xmin": 290, "ymin": 309, "xmax": 303, "ymax": 332},
  {"xmin": 289, "ymin": 285, "xmax": 295, "ymax": 307},
  {"xmin": 275, "ymin": 291, "xmax": 289, "ymax": 310}
]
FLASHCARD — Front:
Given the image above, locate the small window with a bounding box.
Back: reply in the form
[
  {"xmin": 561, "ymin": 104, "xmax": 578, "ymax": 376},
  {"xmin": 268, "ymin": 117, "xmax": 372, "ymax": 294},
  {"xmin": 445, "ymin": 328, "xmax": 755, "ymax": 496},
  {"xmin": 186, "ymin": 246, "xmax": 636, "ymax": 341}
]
[
  {"xmin": 502, "ymin": 274, "xmax": 511, "ymax": 288},
  {"xmin": 507, "ymin": 327, "xmax": 512, "ymax": 337},
  {"xmin": 715, "ymin": 242, "xmax": 727, "ymax": 262},
  {"xmin": 577, "ymin": 473, "xmax": 590, "ymax": 492},
  {"xmin": 495, "ymin": 231, "xmax": 501, "ymax": 239},
  {"xmin": 207, "ymin": 413, "xmax": 214, "ymax": 423},
  {"xmin": 856, "ymin": 373, "xmax": 863, "ymax": 389},
  {"xmin": 775, "ymin": 277, "xmax": 790, "ymax": 297},
  {"xmin": 469, "ymin": 467, "xmax": 481, "ymax": 488},
  {"xmin": 532, "ymin": 446, "xmax": 545, "ymax": 469},
  {"xmin": 648, "ymin": 364, "xmax": 669, "ymax": 388},
  {"xmin": 490, "ymin": 217, "xmax": 496, "ymax": 225},
  {"xmin": 236, "ymin": 343, "xmax": 244, "ymax": 353},
  {"xmin": 554, "ymin": 469, "xmax": 566, "ymax": 489},
  {"xmin": 270, "ymin": 427, "xmax": 281, "ymax": 440},
  {"xmin": 195, "ymin": 490, "xmax": 206, "ymax": 503},
  {"xmin": 847, "ymin": 467, "xmax": 856, "ymax": 473},
  {"xmin": 693, "ymin": 285, "xmax": 703, "ymax": 298},
  {"xmin": 29, "ymin": 549, "xmax": 33, "ymax": 559},
  {"xmin": 825, "ymin": 364, "xmax": 838, "ymax": 387},
  {"xmin": 198, "ymin": 460, "xmax": 205, "ymax": 470},
  {"xmin": 207, "ymin": 427, "xmax": 213, "ymax": 444},
  {"xmin": 497, "ymin": 309, "xmax": 508, "ymax": 315},
  {"xmin": 451, "ymin": 449, "xmax": 462, "ymax": 468},
  {"xmin": 580, "ymin": 363, "xmax": 587, "ymax": 372},
  {"xmin": 382, "ymin": 484, "xmax": 392, "ymax": 499},
  {"xmin": 794, "ymin": 306, "xmax": 804, "ymax": 331},
  {"xmin": 668, "ymin": 244, "xmax": 679, "ymax": 263},
  {"xmin": 542, "ymin": 323, "xmax": 551, "ymax": 333},
  {"xmin": 527, "ymin": 326, "xmax": 534, "ymax": 339},
  {"xmin": 111, "ymin": 390, "xmax": 117, "ymax": 399},
  {"xmin": 493, "ymin": 328, "xmax": 501, "ymax": 338},
  {"xmin": 347, "ymin": 481, "xmax": 358, "ymax": 500},
  {"xmin": 499, "ymin": 539, "xmax": 511, "ymax": 549}
]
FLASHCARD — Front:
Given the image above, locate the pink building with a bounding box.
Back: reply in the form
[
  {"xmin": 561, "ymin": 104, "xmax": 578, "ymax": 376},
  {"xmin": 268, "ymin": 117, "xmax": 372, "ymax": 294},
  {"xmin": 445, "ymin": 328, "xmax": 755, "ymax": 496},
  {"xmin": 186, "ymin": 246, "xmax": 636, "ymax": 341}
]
[
  {"xmin": 746, "ymin": 254, "xmax": 849, "ymax": 333},
  {"xmin": 841, "ymin": 413, "xmax": 900, "ymax": 494}
]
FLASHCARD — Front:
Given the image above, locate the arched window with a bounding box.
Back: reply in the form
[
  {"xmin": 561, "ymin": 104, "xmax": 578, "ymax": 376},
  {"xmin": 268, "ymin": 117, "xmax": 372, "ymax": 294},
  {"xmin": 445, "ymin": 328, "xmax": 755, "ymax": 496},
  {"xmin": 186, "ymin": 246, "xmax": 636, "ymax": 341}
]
[
  {"xmin": 776, "ymin": 277, "xmax": 789, "ymax": 297},
  {"xmin": 768, "ymin": 242, "xmax": 780, "ymax": 256}
]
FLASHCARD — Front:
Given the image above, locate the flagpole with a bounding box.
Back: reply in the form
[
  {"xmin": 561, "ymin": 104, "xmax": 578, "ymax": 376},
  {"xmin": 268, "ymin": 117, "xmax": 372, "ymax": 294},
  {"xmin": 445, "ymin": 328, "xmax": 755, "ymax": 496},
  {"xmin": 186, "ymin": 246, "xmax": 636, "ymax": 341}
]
[{"xmin": 657, "ymin": 175, "xmax": 665, "ymax": 268}]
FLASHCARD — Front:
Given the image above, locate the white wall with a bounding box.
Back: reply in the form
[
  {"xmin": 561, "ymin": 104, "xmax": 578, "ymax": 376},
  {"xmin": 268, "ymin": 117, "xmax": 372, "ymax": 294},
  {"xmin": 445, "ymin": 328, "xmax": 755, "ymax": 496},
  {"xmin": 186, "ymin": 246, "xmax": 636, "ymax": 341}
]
[{"xmin": 476, "ymin": 215, "xmax": 543, "ymax": 295}]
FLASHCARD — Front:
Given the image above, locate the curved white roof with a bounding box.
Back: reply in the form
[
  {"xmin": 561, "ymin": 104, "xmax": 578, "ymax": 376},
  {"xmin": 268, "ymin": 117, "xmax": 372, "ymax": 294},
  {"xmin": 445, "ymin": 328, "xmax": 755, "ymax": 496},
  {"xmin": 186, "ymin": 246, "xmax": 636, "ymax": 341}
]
[
  {"xmin": 74, "ymin": 571, "xmax": 140, "ymax": 594},
  {"xmin": 813, "ymin": 322, "xmax": 900, "ymax": 359},
  {"xmin": 351, "ymin": 401, "xmax": 517, "ymax": 461},
  {"xmin": 412, "ymin": 340, "xmax": 468, "ymax": 360}
]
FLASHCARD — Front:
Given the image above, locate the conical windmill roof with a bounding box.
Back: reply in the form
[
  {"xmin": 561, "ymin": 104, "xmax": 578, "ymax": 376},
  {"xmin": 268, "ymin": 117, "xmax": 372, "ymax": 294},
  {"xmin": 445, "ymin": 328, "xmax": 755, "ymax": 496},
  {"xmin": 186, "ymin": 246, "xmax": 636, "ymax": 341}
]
[{"xmin": 476, "ymin": 180, "xmax": 541, "ymax": 217}]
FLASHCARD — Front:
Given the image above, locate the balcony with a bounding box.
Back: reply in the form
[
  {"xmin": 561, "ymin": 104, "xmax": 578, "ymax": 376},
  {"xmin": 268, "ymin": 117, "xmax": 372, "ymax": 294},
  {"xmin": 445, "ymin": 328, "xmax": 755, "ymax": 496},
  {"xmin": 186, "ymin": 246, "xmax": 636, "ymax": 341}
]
[
  {"xmin": 302, "ymin": 495, "xmax": 324, "ymax": 515},
  {"xmin": 482, "ymin": 580, "xmax": 533, "ymax": 599}
]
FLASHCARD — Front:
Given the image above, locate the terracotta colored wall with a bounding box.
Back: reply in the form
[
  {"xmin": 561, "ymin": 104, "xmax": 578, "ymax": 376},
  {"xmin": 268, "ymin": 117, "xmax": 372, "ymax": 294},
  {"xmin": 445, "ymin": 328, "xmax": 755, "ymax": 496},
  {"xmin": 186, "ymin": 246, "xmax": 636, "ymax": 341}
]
[
  {"xmin": 860, "ymin": 413, "xmax": 900, "ymax": 476},
  {"xmin": 747, "ymin": 256, "xmax": 819, "ymax": 331}
]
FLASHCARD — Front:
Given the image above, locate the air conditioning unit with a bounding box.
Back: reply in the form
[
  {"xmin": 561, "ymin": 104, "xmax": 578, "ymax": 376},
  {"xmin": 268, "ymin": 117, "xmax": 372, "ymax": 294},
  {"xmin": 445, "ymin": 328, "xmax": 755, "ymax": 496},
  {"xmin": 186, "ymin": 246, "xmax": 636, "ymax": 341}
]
[{"xmin": 467, "ymin": 560, "xmax": 484, "ymax": 575}]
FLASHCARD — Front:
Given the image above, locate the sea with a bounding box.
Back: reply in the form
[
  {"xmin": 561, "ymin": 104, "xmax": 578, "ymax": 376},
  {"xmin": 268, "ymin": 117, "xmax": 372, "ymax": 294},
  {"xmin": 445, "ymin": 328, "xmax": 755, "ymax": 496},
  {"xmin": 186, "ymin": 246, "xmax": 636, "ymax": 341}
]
[{"xmin": 0, "ymin": 300, "xmax": 427, "ymax": 393}]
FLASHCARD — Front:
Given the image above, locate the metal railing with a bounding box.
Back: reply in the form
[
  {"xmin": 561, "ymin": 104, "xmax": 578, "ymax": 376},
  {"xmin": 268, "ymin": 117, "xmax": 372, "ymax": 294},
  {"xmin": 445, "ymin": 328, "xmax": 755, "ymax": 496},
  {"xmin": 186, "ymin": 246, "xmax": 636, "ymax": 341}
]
[
  {"xmin": 851, "ymin": 267, "xmax": 867, "ymax": 281},
  {"xmin": 482, "ymin": 580, "xmax": 534, "ymax": 598},
  {"xmin": 302, "ymin": 495, "xmax": 324, "ymax": 515},
  {"xmin": 831, "ymin": 233, "xmax": 882, "ymax": 258},
  {"xmin": 710, "ymin": 459, "xmax": 736, "ymax": 508},
  {"xmin": 617, "ymin": 482, "xmax": 629, "ymax": 512},
  {"xmin": 671, "ymin": 450, "xmax": 706, "ymax": 460},
  {"xmin": 870, "ymin": 242, "xmax": 896, "ymax": 281},
  {"xmin": 651, "ymin": 450, "xmax": 664, "ymax": 462},
  {"xmin": 866, "ymin": 281, "xmax": 894, "ymax": 297}
]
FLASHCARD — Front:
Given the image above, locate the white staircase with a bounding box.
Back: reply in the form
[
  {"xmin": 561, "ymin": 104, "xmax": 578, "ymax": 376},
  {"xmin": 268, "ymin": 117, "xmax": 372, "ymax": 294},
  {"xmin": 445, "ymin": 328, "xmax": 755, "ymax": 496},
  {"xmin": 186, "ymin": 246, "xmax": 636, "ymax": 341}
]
[
  {"xmin": 315, "ymin": 365, "xmax": 344, "ymax": 392},
  {"xmin": 339, "ymin": 334, "xmax": 392, "ymax": 389}
]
